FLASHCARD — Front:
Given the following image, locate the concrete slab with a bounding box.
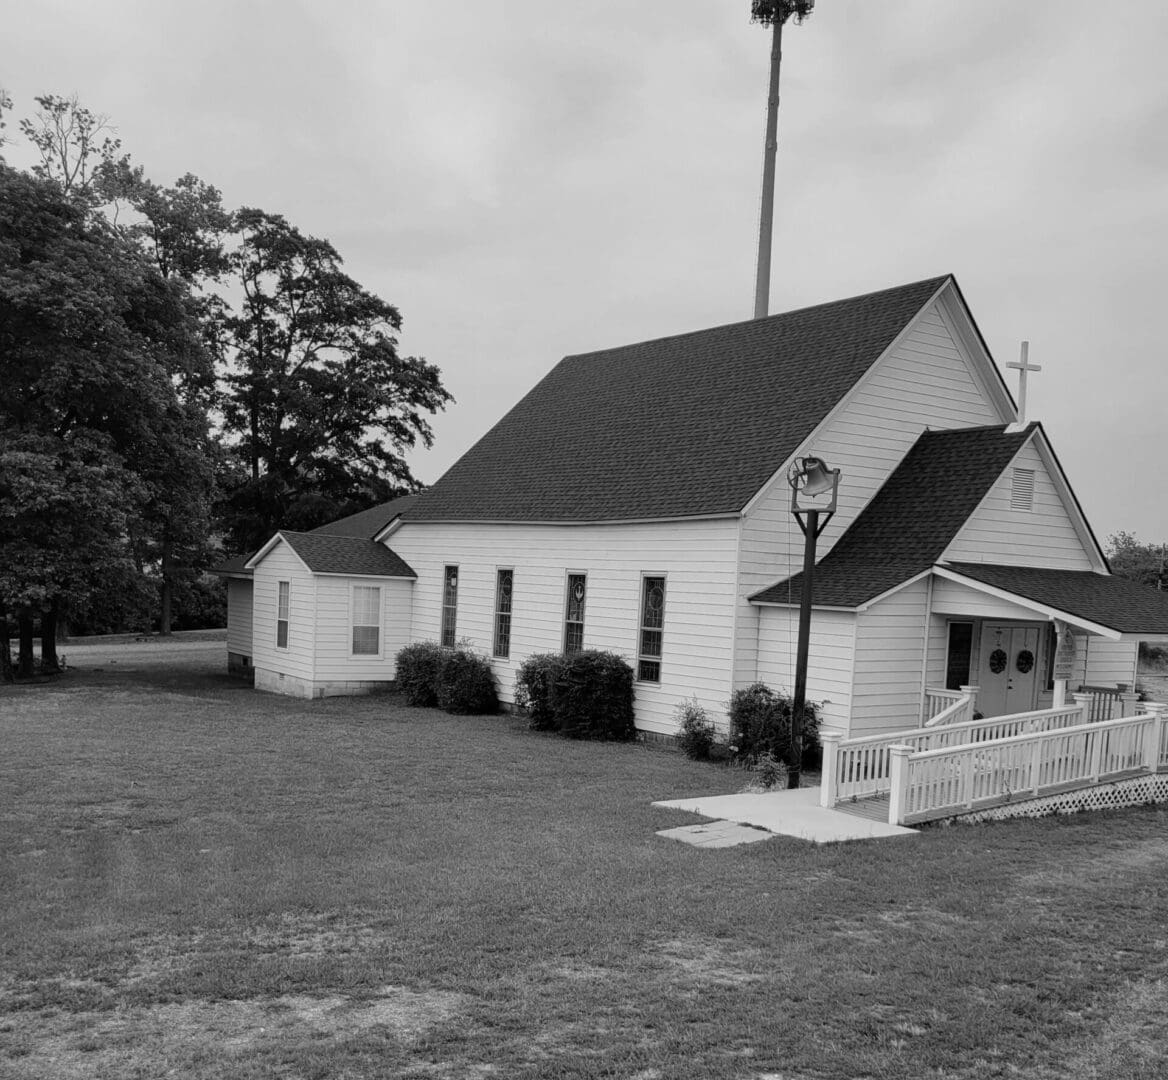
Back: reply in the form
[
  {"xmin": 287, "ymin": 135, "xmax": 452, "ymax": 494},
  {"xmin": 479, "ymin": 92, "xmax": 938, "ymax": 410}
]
[
  {"xmin": 657, "ymin": 821, "xmax": 775, "ymax": 848},
  {"xmin": 653, "ymin": 786, "xmax": 918, "ymax": 845}
]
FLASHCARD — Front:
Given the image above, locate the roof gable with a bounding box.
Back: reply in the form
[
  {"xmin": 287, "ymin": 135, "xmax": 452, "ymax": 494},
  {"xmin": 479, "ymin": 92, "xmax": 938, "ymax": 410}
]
[
  {"xmin": 404, "ymin": 276, "xmax": 951, "ymax": 523},
  {"xmin": 750, "ymin": 424, "xmax": 1036, "ymax": 607},
  {"xmin": 940, "ymin": 426, "xmax": 1106, "ymax": 571},
  {"xmin": 247, "ymin": 531, "xmax": 416, "ymax": 579}
]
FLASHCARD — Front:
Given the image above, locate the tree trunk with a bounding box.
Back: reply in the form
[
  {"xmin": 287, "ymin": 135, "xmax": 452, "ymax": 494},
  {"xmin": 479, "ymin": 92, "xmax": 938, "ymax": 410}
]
[
  {"xmin": 0, "ymin": 607, "xmax": 13, "ymax": 684},
  {"xmin": 40, "ymin": 601, "xmax": 60, "ymax": 673},
  {"xmin": 17, "ymin": 609, "xmax": 35, "ymax": 678},
  {"xmin": 159, "ymin": 537, "xmax": 174, "ymax": 635}
]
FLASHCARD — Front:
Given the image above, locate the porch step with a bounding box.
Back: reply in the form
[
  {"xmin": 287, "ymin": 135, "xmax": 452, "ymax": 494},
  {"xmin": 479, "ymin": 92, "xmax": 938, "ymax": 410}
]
[{"xmin": 834, "ymin": 794, "xmax": 891, "ymax": 823}]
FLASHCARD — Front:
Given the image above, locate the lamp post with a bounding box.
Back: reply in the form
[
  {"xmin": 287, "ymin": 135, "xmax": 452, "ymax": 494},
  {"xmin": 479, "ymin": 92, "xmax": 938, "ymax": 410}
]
[{"xmin": 786, "ymin": 455, "xmax": 840, "ymax": 788}]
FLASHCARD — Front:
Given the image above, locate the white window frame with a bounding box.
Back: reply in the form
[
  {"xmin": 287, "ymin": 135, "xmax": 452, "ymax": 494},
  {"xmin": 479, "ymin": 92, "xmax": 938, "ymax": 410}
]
[
  {"xmin": 350, "ymin": 584, "xmax": 383, "ymax": 658},
  {"xmin": 493, "ymin": 568, "xmax": 514, "ymax": 659},
  {"xmin": 563, "ymin": 571, "xmax": 587, "ymax": 654},
  {"xmin": 636, "ymin": 573, "xmax": 666, "ymax": 683},
  {"xmin": 276, "ymin": 581, "xmax": 290, "ymax": 649},
  {"xmin": 441, "ymin": 565, "xmax": 459, "ymax": 647}
]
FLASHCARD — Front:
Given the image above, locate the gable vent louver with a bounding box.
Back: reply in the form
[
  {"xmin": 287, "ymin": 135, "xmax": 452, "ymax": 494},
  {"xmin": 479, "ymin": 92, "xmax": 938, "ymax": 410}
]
[{"xmin": 1011, "ymin": 467, "xmax": 1035, "ymax": 511}]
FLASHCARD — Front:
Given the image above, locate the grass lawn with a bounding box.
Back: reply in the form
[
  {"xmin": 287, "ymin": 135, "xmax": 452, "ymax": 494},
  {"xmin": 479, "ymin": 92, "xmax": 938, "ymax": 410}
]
[{"xmin": 2, "ymin": 643, "xmax": 1167, "ymax": 1079}]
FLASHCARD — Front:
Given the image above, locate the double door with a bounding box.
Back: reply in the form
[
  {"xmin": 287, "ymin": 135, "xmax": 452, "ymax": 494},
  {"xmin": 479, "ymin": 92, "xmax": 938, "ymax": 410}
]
[{"xmin": 977, "ymin": 623, "xmax": 1042, "ymax": 717}]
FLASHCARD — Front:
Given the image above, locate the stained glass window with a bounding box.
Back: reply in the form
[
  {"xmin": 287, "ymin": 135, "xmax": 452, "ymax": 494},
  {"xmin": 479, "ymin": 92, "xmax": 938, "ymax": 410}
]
[
  {"xmin": 637, "ymin": 576, "xmax": 665, "ymax": 682},
  {"xmin": 441, "ymin": 566, "xmax": 458, "ymax": 647},
  {"xmin": 564, "ymin": 574, "xmax": 586, "ymax": 653},
  {"xmin": 494, "ymin": 569, "xmax": 513, "ymax": 658}
]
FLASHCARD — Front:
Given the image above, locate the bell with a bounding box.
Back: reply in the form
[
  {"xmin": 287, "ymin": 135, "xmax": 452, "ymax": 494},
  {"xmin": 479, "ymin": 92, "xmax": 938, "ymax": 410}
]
[{"xmin": 798, "ymin": 456, "xmax": 837, "ymax": 497}]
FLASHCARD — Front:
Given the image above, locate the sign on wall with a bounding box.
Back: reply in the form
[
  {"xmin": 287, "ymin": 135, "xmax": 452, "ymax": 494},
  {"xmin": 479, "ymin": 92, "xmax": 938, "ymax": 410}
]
[{"xmin": 1053, "ymin": 627, "xmax": 1077, "ymax": 682}]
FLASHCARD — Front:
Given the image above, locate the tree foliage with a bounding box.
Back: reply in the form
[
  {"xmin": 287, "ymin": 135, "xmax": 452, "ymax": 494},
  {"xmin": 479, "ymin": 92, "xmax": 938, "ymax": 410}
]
[
  {"xmin": 19, "ymin": 93, "xmax": 126, "ymax": 201},
  {"xmin": 1, "ymin": 91, "xmax": 452, "ymax": 662},
  {"xmin": 220, "ymin": 208, "xmax": 451, "ymax": 551},
  {"xmin": 1107, "ymin": 532, "xmax": 1167, "ymax": 590},
  {"xmin": 0, "ymin": 161, "xmax": 212, "ymax": 647},
  {"xmin": 750, "ymin": 1, "xmax": 815, "ymax": 26}
]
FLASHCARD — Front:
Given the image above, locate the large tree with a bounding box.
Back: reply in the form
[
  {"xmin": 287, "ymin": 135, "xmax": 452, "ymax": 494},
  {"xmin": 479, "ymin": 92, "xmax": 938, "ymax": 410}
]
[
  {"xmin": 220, "ymin": 208, "xmax": 451, "ymax": 552},
  {"xmin": 0, "ymin": 162, "xmax": 213, "ymax": 666},
  {"xmin": 1107, "ymin": 531, "xmax": 1167, "ymax": 590}
]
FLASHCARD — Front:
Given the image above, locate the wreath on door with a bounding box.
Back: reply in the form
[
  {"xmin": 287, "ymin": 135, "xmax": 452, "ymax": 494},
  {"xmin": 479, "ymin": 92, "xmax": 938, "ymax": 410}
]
[
  {"xmin": 1016, "ymin": 649, "xmax": 1034, "ymax": 674},
  {"xmin": 988, "ymin": 648, "xmax": 1008, "ymax": 674}
]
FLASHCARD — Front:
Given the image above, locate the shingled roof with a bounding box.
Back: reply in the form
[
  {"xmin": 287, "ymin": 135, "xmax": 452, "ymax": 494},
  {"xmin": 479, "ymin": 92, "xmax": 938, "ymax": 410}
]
[
  {"xmin": 402, "ymin": 276, "xmax": 951, "ymax": 523},
  {"xmin": 271, "ymin": 531, "xmax": 416, "ymax": 578},
  {"xmin": 750, "ymin": 424, "xmax": 1037, "ymax": 608},
  {"xmin": 944, "ymin": 563, "xmax": 1168, "ymax": 636},
  {"xmin": 211, "ymin": 495, "xmax": 418, "ymax": 578},
  {"xmin": 311, "ymin": 494, "xmax": 418, "ymax": 539}
]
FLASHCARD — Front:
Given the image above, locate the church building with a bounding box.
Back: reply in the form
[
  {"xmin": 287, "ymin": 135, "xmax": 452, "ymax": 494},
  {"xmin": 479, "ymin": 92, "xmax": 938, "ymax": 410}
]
[{"xmin": 215, "ymin": 275, "xmax": 1168, "ymax": 740}]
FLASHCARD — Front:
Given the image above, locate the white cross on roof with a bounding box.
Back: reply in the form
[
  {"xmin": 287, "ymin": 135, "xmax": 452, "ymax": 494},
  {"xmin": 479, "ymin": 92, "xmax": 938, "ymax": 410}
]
[{"xmin": 1007, "ymin": 340, "xmax": 1042, "ymax": 425}]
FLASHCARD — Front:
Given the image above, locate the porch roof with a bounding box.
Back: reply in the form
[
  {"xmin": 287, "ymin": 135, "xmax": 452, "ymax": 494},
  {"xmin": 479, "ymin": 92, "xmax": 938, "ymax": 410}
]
[{"xmin": 941, "ymin": 563, "xmax": 1168, "ymax": 637}]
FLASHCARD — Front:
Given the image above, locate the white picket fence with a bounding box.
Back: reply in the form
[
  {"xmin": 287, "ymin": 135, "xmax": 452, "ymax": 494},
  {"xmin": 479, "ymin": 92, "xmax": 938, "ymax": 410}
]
[{"xmin": 822, "ymin": 703, "xmax": 1168, "ymax": 825}]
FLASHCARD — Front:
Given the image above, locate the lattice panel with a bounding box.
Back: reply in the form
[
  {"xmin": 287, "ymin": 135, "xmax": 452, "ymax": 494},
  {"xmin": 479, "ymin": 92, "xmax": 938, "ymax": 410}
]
[{"xmin": 954, "ymin": 774, "xmax": 1168, "ymax": 824}]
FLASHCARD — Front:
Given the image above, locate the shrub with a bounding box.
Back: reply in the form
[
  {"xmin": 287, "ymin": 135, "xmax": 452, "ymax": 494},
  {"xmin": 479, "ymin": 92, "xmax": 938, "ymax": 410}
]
[
  {"xmin": 755, "ymin": 750, "xmax": 788, "ymax": 790},
  {"xmin": 553, "ymin": 651, "xmax": 636, "ymax": 741},
  {"xmin": 395, "ymin": 641, "xmax": 446, "ymax": 706},
  {"xmin": 515, "ymin": 653, "xmax": 566, "ymax": 731},
  {"xmin": 727, "ymin": 682, "xmax": 821, "ymax": 770},
  {"xmin": 675, "ymin": 696, "xmax": 716, "ymax": 760},
  {"xmin": 436, "ymin": 647, "xmax": 498, "ymax": 714}
]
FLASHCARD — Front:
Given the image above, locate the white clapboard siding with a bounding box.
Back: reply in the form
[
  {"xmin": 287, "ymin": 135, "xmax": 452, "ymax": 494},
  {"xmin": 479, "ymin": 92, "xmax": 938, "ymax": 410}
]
[
  {"xmin": 387, "ymin": 519, "xmax": 741, "ymax": 735},
  {"xmin": 1083, "ymin": 638, "xmax": 1138, "ymax": 687},
  {"xmin": 942, "ymin": 441, "xmax": 1095, "ymax": 569},
  {"xmin": 735, "ymin": 298, "xmax": 1002, "ymax": 686},
  {"xmin": 850, "ymin": 578, "xmax": 931, "ymax": 736},
  {"xmin": 251, "ymin": 542, "xmax": 316, "ymax": 680},
  {"xmin": 930, "ymin": 578, "xmax": 1046, "ymax": 621},
  {"xmin": 226, "ymin": 579, "xmax": 254, "ymax": 658},
  {"xmin": 312, "ymin": 576, "xmax": 414, "ymax": 682},
  {"xmin": 756, "ymin": 607, "xmax": 855, "ymax": 734}
]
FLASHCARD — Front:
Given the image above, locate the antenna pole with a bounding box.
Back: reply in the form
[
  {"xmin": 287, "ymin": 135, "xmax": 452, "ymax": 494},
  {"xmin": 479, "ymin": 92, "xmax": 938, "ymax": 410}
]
[{"xmin": 753, "ymin": 15, "xmax": 783, "ymax": 319}]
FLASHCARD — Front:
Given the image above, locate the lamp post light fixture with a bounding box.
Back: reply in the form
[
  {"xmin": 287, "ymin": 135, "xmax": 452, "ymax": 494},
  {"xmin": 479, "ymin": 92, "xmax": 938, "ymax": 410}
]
[{"xmin": 786, "ymin": 455, "xmax": 841, "ymax": 789}]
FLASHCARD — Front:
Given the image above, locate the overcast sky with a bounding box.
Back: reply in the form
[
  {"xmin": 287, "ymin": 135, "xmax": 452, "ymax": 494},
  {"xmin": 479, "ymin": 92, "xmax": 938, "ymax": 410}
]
[{"xmin": 4, "ymin": 0, "xmax": 1167, "ymax": 543}]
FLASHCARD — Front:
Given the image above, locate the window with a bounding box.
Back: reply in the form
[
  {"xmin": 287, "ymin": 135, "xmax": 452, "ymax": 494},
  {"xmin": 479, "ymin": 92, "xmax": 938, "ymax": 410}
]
[
  {"xmin": 945, "ymin": 621, "xmax": 973, "ymax": 690},
  {"xmin": 440, "ymin": 566, "xmax": 458, "ymax": 647},
  {"xmin": 1011, "ymin": 468, "xmax": 1035, "ymax": 511},
  {"xmin": 352, "ymin": 585, "xmax": 381, "ymax": 656},
  {"xmin": 563, "ymin": 574, "xmax": 586, "ymax": 653},
  {"xmin": 637, "ymin": 576, "xmax": 666, "ymax": 682},
  {"xmin": 493, "ymin": 569, "xmax": 514, "ymax": 658},
  {"xmin": 276, "ymin": 581, "xmax": 290, "ymax": 648}
]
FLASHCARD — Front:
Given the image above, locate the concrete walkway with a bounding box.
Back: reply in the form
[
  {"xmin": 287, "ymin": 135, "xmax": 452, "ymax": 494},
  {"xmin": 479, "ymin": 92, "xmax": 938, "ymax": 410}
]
[{"xmin": 654, "ymin": 786, "xmax": 918, "ymax": 845}]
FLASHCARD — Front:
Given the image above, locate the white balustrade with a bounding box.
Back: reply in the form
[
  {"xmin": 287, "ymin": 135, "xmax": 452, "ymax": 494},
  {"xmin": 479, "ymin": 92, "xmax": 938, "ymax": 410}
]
[{"xmin": 889, "ymin": 712, "xmax": 1161, "ymax": 825}]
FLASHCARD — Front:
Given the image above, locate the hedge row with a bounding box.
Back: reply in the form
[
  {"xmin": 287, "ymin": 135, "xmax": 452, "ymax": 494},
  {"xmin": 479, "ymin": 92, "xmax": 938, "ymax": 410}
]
[
  {"xmin": 515, "ymin": 650, "xmax": 636, "ymax": 741},
  {"xmin": 395, "ymin": 642, "xmax": 498, "ymax": 714}
]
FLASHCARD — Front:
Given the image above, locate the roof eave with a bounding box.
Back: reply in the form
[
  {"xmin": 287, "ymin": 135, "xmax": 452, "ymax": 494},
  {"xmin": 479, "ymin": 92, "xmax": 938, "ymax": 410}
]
[{"xmin": 932, "ymin": 565, "xmax": 1122, "ymax": 639}]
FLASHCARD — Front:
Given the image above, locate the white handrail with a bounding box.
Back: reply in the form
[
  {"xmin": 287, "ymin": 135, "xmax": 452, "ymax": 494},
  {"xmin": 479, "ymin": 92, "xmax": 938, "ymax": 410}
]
[
  {"xmin": 924, "ymin": 694, "xmax": 974, "ymax": 728},
  {"xmin": 828, "ymin": 705, "xmax": 1087, "ymax": 803},
  {"xmin": 894, "ymin": 712, "xmax": 1163, "ymax": 824}
]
